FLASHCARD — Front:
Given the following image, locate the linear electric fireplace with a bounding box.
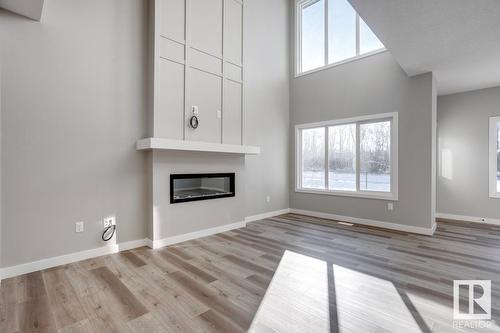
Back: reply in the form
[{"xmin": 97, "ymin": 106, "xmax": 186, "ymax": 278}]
[{"xmin": 170, "ymin": 173, "xmax": 235, "ymax": 204}]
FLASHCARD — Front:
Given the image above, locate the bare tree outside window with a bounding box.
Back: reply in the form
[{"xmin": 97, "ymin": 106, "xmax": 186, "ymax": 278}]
[
  {"xmin": 360, "ymin": 121, "xmax": 391, "ymax": 192},
  {"xmin": 297, "ymin": 113, "xmax": 396, "ymax": 198},
  {"xmin": 329, "ymin": 124, "xmax": 356, "ymax": 190},
  {"xmin": 302, "ymin": 127, "xmax": 325, "ymax": 188}
]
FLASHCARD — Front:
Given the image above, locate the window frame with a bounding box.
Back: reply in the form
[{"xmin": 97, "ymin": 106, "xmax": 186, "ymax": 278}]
[
  {"xmin": 489, "ymin": 116, "xmax": 500, "ymax": 199},
  {"xmin": 295, "ymin": 0, "xmax": 387, "ymax": 77},
  {"xmin": 295, "ymin": 112, "xmax": 399, "ymax": 200}
]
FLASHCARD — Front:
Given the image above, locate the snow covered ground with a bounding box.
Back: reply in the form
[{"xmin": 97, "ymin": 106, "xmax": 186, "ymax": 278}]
[{"xmin": 302, "ymin": 171, "xmax": 390, "ymax": 192}]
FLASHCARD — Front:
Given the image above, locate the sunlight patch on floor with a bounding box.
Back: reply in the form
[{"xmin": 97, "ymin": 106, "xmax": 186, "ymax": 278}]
[
  {"xmin": 333, "ymin": 264, "xmax": 421, "ymax": 332},
  {"xmin": 248, "ymin": 251, "xmax": 330, "ymax": 332},
  {"xmin": 249, "ymin": 250, "xmax": 428, "ymax": 332}
]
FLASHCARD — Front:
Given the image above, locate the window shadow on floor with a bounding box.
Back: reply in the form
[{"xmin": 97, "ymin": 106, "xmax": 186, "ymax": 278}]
[
  {"xmin": 395, "ymin": 285, "xmax": 432, "ymax": 333},
  {"xmin": 327, "ymin": 262, "xmax": 340, "ymax": 333}
]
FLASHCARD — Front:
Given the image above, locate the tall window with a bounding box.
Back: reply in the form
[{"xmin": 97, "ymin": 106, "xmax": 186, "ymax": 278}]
[
  {"xmin": 296, "ymin": 0, "xmax": 385, "ymax": 75},
  {"xmin": 296, "ymin": 113, "xmax": 398, "ymax": 200},
  {"xmin": 490, "ymin": 117, "xmax": 500, "ymax": 198}
]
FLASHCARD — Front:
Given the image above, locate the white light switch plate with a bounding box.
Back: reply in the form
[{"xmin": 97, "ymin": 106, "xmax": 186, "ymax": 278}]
[
  {"xmin": 103, "ymin": 216, "xmax": 116, "ymax": 228},
  {"xmin": 216, "ymin": 110, "xmax": 222, "ymax": 119},
  {"xmin": 192, "ymin": 106, "xmax": 199, "ymax": 114},
  {"xmin": 75, "ymin": 221, "xmax": 84, "ymax": 233}
]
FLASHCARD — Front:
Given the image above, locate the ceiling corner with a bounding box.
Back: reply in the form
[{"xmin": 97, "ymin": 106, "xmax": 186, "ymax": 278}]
[{"xmin": 0, "ymin": 0, "xmax": 45, "ymax": 21}]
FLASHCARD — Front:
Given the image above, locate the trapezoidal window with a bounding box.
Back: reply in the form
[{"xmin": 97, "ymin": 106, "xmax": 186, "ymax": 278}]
[{"xmin": 296, "ymin": 0, "xmax": 386, "ymax": 75}]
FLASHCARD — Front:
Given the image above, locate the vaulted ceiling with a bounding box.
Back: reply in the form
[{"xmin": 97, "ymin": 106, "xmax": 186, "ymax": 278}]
[
  {"xmin": 348, "ymin": 0, "xmax": 500, "ymax": 95},
  {"xmin": 0, "ymin": 0, "xmax": 45, "ymax": 21}
]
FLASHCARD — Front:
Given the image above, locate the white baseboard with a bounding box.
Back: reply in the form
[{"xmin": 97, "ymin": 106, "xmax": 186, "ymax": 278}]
[
  {"xmin": 435, "ymin": 213, "xmax": 500, "ymax": 226},
  {"xmin": 431, "ymin": 221, "xmax": 438, "ymax": 233},
  {"xmin": 245, "ymin": 208, "xmax": 291, "ymax": 223},
  {"xmin": 145, "ymin": 238, "xmax": 155, "ymax": 249},
  {"xmin": 289, "ymin": 208, "xmax": 436, "ymax": 236},
  {"xmin": 0, "ymin": 239, "xmax": 149, "ymax": 280},
  {"xmin": 0, "ymin": 208, "xmax": 290, "ymax": 280},
  {"xmin": 9, "ymin": 209, "xmax": 488, "ymax": 282},
  {"xmin": 150, "ymin": 220, "xmax": 246, "ymax": 249},
  {"xmin": 150, "ymin": 208, "xmax": 292, "ymax": 249}
]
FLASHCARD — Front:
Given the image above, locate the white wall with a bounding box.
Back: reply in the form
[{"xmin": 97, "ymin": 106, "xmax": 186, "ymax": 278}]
[
  {"xmin": 152, "ymin": 0, "xmax": 244, "ymax": 144},
  {"xmin": 0, "ymin": 1, "xmax": 150, "ymax": 267},
  {"xmin": 152, "ymin": 152, "xmax": 245, "ymax": 240},
  {"xmin": 437, "ymin": 86, "xmax": 500, "ymax": 220},
  {"xmin": 289, "ymin": 52, "xmax": 436, "ymax": 230},
  {"xmin": 151, "ymin": 0, "xmax": 290, "ymax": 240}
]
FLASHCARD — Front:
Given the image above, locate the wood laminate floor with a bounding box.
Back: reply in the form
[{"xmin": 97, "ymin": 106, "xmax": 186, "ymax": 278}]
[{"xmin": 1, "ymin": 214, "xmax": 500, "ymax": 332}]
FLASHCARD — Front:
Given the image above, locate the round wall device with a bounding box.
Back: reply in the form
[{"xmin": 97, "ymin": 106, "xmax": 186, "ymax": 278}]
[{"xmin": 190, "ymin": 115, "xmax": 199, "ymax": 129}]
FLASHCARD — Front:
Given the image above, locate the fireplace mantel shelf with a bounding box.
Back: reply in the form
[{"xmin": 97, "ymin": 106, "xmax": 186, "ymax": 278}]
[{"xmin": 136, "ymin": 138, "xmax": 261, "ymax": 155}]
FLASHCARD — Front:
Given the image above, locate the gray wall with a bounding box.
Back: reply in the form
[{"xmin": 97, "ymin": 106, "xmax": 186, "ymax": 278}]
[
  {"xmin": 431, "ymin": 75, "xmax": 437, "ymax": 222},
  {"xmin": 290, "ymin": 52, "xmax": 435, "ymax": 230},
  {"xmin": 0, "ymin": 0, "xmax": 289, "ymax": 267},
  {"xmin": 243, "ymin": 0, "xmax": 290, "ymax": 217},
  {"xmin": 437, "ymin": 86, "xmax": 500, "ymax": 220},
  {"xmin": 0, "ymin": 0, "xmax": 45, "ymax": 21},
  {"xmin": 0, "ymin": 62, "xmax": 2, "ymax": 270},
  {"xmin": 0, "ymin": 0, "xmax": 150, "ymax": 267},
  {"xmin": 151, "ymin": 0, "xmax": 290, "ymax": 240}
]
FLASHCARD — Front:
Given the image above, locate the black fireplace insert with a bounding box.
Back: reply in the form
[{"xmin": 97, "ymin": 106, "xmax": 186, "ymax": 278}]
[{"xmin": 170, "ymin": 173, "xmax": 235, "ymax": 204}]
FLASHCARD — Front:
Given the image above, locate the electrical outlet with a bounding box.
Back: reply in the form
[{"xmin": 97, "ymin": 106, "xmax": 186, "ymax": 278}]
[
  {"xmin": 387, "ymin": 203, "xmax": 394, "ymax": 211},
  {"xmin": 103, "ymin": 216, "xmax": 116, "ymax": 228},
  {"xmin": 75, "ymin": 221, "xmax": 84, "ymax": 233},
  {"xmin": 266, "ymin": 195, "xmax": 271, "ymax": 203}
]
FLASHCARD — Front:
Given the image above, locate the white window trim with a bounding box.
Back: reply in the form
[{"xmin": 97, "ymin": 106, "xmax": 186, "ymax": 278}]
[
  {"xmin": 489, "ymin": 116, "xmax": 500, "ymax": 199},
  {"xmin": 295, "ymin": 112, "xmax": 399, "ymax": 201},
  {"xmin": 294, "ymin": 0, "xmax": 386, "ymax": 77}
]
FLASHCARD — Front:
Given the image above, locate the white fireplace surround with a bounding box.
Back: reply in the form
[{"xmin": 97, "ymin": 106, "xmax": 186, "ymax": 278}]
[{"xmin": 137, "ymin": 137, "xmax": 260, "ymax": 155}]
